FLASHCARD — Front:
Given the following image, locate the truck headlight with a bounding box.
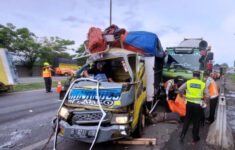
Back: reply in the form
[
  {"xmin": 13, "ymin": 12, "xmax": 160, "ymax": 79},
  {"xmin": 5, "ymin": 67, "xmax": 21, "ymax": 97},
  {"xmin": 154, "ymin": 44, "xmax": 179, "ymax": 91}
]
[
  {"xmin": 111, "ymin": 114, "xmax": 129, "ymax": 124},
  {"xmin": 59, "ymin": 107, "xmax": 70, "ymax": 120}
]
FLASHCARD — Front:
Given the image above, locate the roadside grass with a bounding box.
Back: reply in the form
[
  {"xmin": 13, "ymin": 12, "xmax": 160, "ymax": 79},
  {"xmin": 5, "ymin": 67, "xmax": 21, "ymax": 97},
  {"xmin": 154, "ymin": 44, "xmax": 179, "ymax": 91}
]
[
  {"xmin": 229, "ymin": 74, "xmax": 235, "ymax": 82},
  {"xmin": 13, "ymin": 80, "xmax": 66, "ymax": 92}
]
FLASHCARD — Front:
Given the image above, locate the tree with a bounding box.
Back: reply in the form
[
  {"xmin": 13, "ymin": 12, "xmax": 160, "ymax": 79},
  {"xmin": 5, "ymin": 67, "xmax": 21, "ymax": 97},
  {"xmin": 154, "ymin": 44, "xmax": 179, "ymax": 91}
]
[
  {"xmin": 76, "ymin": 44, "xmax": 87, "ymax": 66},
  {"xmin": 0, "ymin": 23, "xmax": 75, "ymax": 75},
  {"xmin": 0, "ymin": 23, "xmax": 41, "ymax": 68},
  {"xmin": 0, "ymin": 23, "xmax": 17, "ymax": 50},
  {"xmin": 13, "ymin": 27, "xmax": 41, "ymax": 68},
  {"xmin": 221, "ymin": 63, "xmax": 229, "ymax": 69},
  {"xmin": 39, "ymin": 36, "xmax": 75, "ymax": 66}
]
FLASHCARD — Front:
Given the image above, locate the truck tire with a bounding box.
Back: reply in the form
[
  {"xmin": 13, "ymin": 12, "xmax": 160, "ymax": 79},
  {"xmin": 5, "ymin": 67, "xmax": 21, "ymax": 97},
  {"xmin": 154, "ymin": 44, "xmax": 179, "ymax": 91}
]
[
  {"xmin": 0, "ymin": 82, "xmax": 9, "ymax": 92},
  {"xmin": 132, "ymin": 106, "xmax": 145, "ymax": 138},
  {"xmin": 64, "ymin": 73, "xmax": 69, "ymax": 76}
]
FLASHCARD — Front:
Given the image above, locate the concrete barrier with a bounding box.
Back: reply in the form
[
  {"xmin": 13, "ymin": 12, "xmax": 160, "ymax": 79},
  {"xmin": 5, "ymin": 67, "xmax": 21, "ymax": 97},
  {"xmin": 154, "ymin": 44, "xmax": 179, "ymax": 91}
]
[{"xmin": 206, "ymin": 77, "xmax": 234, "ymax": 150}]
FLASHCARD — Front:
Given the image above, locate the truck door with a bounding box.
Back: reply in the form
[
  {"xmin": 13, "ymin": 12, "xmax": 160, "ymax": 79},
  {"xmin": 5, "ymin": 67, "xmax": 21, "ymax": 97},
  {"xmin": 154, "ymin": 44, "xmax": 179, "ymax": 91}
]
[{"xmin": 132, "ymin": 54, "xmax": 146, "ymax": 129}]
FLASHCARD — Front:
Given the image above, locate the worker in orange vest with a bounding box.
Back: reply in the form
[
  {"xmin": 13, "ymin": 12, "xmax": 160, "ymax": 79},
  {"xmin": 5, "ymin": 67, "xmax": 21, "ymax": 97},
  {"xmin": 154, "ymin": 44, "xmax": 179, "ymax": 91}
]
[
  {"xmin": 204, "ymin": 71, "xmax": 219, "ymax": 124},
  {"xmin": 42, "ymin": 62, "xmax": 53, "ymax": 93},
  {"xmin": 164, "ymin": 77, "xmax": 184, "ymax": 101}
]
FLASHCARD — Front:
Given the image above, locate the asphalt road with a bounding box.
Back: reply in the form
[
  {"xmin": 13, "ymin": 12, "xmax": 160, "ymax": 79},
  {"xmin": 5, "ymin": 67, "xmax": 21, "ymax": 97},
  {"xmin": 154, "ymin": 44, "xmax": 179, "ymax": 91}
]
[
  {"xmin": 0, "ymin": 89, "xmax": 178, "ymax": 150},
  {"xmin": 0, "ymin": 89, "xmax": 60, "ymax": 150},
  {"xmin": 0, "ymin": 89, "xmax": 177, "ymax": 150},
  {"xmin": 0, "ymin": 79, "xmax": 233, "ymax": 150}
]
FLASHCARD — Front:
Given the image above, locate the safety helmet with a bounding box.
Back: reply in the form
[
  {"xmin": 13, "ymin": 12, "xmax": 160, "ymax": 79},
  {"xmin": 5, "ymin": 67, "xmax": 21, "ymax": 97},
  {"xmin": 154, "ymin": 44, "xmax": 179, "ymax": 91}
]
[{"xmin": 44, "ymin": 62, "xmax": 49, "ymax": 66}]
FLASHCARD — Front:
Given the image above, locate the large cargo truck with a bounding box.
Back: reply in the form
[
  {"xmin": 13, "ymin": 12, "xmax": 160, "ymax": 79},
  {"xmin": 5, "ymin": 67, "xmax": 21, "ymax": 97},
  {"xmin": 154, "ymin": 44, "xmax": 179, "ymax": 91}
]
[
  {"xmin": 162, "ymin": 38, "xmax": 214, "ymax": 81},
  {"xmin": 54, "ymin": 58, "xmax": 80, "ymax": 76},
  {"xmin": 0, "ymin": 48, "xmax": 18, "ymax": 92}
]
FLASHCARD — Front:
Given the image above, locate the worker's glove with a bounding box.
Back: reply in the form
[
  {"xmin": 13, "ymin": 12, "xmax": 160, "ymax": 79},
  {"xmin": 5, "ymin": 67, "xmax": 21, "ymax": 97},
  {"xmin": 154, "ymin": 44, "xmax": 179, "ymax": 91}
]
[
  {"xmin": 179, "ymin": 92, "xmax": 184, "ymax": 98},
  {"xmin": 200, "ymin": 101, "xmax": 207, "ymax": 108}
]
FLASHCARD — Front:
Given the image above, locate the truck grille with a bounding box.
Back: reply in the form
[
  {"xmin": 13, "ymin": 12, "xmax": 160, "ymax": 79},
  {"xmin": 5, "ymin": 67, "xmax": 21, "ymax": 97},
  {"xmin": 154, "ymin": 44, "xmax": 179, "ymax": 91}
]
[{"xmin": 72, "ymin": 111, "xmax": 111, "ymax": 124}]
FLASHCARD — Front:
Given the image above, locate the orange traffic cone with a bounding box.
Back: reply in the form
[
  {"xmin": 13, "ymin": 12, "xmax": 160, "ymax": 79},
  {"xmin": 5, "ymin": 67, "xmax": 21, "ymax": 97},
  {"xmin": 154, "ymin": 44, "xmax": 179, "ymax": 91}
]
[{"xmin": 56, "ymin": 80, "xmax": 62, "ymax": 92}]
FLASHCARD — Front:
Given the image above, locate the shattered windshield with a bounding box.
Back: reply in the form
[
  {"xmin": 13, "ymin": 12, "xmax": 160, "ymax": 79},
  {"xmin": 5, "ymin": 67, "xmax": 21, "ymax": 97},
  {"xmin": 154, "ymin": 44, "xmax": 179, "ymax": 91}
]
[
  {"xmin": 84, "ymin": 57, "xmax": 131, "ymax": 82},
  {"xmin": 164, "ymin": 49, "xmax": 204, "ymax": 71}
]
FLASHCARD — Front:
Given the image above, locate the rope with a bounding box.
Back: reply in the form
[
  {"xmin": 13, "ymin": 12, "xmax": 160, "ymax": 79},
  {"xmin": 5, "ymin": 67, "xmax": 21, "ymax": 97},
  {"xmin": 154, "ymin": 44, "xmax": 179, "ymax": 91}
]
[
  {"xmin": 89, "ymin": 81, "xmax": 106, "ymax": 150},
  {"xmin": 41, "ymin": 127, "xmax": 56, "ymax": 150}
]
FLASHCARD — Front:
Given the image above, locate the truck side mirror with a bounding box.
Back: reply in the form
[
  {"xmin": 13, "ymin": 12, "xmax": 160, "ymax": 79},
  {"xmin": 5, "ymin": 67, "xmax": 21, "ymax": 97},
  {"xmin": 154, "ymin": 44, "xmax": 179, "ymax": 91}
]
[
  {"xmin": 164, "ymin": 55, "xmax": 168, "ymax": 64},
  {"xmin": 207, "ymin": 52, "xmax": 213, "ymax": 60}
]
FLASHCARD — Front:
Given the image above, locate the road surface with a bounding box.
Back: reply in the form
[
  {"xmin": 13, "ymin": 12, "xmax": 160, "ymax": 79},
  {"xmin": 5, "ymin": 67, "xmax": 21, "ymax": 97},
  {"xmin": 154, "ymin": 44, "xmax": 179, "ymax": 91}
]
[
  {"xmin": 0, "ymin": 89, "xmax": 177, "ymax": 150},
  {"xmin": 0, "ymin": 78, "xmax": 233, "ymax": 150}
]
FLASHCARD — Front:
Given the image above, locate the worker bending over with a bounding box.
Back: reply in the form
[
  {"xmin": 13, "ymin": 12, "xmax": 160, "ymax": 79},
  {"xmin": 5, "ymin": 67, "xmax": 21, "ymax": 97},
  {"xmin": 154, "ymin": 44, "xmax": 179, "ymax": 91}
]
[
  {"xmin": 204, "ymin": 71, "xmax": 219, "ymax": 124},
  {"xmin": 165, "ymin": 77, "xmax": 184, "ymax": 101},
  {"xmin": 178, "ymin": 71, "xmax": 206, "ymax": 144}
]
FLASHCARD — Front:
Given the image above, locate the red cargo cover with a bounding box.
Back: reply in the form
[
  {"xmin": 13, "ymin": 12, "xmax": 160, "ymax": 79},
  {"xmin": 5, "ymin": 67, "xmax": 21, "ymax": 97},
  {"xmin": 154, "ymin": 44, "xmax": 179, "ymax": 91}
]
[{"xmin": 88, "ymin": 27, "xmax": 107, "ymax": 53}]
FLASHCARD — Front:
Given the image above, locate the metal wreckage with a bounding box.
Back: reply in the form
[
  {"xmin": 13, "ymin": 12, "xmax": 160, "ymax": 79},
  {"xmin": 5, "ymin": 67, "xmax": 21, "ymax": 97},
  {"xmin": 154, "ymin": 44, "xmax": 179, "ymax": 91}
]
[{"xmin": 52, "ymin": 25, "xmax": 165, "ymax": 150}]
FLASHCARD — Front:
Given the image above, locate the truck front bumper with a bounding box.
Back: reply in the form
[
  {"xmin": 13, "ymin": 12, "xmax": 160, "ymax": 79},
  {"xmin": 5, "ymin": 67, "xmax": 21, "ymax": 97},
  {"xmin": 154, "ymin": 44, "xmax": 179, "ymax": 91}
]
[{"xmin": 59, "ymin": 120, "xmax": 129, "ymax": 143}]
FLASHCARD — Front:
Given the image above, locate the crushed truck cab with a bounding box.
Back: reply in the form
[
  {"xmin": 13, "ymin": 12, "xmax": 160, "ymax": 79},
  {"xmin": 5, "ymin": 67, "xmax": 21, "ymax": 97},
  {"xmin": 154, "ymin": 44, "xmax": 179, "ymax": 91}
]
[{"xmin": 55, "ymin": 48, "xmax": 162, "ymax": 144}]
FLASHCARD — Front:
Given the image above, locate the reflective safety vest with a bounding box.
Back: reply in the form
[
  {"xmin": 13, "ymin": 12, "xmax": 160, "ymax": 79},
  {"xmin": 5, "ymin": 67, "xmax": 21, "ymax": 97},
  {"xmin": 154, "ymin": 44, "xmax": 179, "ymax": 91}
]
[
  {"xmin": 164, "ymin": 79, "xmax": 174, "ymax": 90},
  {"xmin": 186, "ymin": 79, "xmax": 205, "ymax": 104},
  {"xmin": 207, "ymin": 77, "xmax": 219, "ymax": 98},
  {"xmin": 42, "ymin": 68, "xmax": 52, "ymax": 78}
]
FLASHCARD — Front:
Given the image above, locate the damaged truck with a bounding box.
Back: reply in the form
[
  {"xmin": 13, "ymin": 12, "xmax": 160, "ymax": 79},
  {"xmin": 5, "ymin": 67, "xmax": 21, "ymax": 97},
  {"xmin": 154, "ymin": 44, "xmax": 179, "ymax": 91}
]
[{"xmin": 53, "ymin": 26, "xmax": 164, "ymax": 149}]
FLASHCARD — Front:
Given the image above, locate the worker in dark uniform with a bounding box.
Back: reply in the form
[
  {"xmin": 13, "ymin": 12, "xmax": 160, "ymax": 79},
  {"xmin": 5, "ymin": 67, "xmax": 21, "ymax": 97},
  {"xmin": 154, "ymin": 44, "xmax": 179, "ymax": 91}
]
[
  {"xmin": 178, "ymin": 71, "xmax": 206, "ymax": 145},
  {"xmin": 83, "ymin": 61, "xmax": 114, "ymax": 82},
  {"xmin": 42, "ymin": 62, "xmax": 53, "ymax": 93}
]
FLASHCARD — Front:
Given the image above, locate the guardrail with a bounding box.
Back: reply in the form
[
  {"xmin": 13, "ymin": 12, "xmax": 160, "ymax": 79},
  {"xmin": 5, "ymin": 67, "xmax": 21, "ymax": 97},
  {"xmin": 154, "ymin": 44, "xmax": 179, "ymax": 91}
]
[{"xmin": 206, "ymin": 74, "xmax": 234, "ymax": 150}]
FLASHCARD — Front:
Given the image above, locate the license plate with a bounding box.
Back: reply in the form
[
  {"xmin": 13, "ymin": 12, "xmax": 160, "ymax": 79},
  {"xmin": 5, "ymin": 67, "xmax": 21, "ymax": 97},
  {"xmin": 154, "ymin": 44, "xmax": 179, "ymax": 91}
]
[
  {"xmin": 71, "ymin": 129, "xmax": 96, "ymax": 138},
  {"xmin": 72, "ymin": 129, "xmax": 87, "ymax": 138}
]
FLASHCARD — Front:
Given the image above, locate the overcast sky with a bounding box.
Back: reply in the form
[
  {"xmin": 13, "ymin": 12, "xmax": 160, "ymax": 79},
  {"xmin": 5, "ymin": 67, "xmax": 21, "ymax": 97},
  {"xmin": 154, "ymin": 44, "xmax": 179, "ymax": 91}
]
[{"xmin": 1, "ymin": 0, "xmax": 235, "ymax": 66}]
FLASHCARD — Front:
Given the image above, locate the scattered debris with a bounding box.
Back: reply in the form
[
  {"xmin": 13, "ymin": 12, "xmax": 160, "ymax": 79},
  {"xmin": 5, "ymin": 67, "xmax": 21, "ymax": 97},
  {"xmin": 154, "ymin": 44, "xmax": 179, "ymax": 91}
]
[
  {"xmin": 0, "ymin": 141, "xmax": 16, "ymax": 149},
  {"xmin": 113, "ymin": 138, "xmax": 157, "ymax": 145},
  {"xmin": 0, "ymin": 129, "xmax": 31, "ymax": 149}
]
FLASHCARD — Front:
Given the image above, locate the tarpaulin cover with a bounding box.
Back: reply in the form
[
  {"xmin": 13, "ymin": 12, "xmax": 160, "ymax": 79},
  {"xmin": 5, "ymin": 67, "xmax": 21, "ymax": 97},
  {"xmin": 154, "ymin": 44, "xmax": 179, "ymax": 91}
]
[
  {"xmin": 88, "ymin": 27, "xmax": 107, "ymax": 53},
  {"xmin": 124, "ymin": 31, "xmax": 163, "ymax": 57},
  {"xmin": 168, "ymin": 94, "xmax": 186, "ymax": 116}
]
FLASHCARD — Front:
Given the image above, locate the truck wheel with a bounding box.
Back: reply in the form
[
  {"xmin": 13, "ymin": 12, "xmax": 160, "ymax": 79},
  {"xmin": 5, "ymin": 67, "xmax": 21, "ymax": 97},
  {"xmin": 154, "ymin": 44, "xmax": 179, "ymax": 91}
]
[
  {"xmin": 64, "ymin": 73, "xmax": 69, "ymax": 76},
  {"xmin": 132, "ymin": 106, "xmax": 145, "ymax": 138}
]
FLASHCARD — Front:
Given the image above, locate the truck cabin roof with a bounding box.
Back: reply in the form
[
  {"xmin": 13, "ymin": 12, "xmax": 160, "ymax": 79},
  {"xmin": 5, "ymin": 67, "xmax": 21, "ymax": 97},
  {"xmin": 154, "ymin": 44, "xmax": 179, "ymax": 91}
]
[{"xmin": 87, "ymin": 48, "xmax": 138, "ymax": 63}]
